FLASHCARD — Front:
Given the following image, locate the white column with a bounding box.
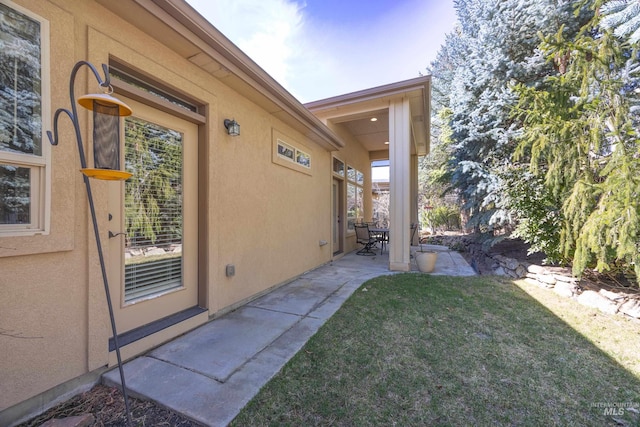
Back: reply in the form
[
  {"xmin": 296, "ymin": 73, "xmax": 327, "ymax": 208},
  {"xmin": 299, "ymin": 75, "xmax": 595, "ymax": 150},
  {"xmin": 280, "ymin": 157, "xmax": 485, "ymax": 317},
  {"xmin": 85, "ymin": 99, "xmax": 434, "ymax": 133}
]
[
  {"xmin": 410, "ymin": 154, "xmax": 419, "ymax": 246},
  {"xmin": 388, "ymin": 98, "xmax": 411, "ymax": 271}
]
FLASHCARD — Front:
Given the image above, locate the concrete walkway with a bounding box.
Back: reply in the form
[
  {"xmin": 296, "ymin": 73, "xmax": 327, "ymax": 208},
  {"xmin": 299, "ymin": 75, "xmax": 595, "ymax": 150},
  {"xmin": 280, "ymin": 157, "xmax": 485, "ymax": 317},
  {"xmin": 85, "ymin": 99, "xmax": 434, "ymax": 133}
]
[{"xmin": 104, "ymin": 246, "xmax": 475, "ymax": 426}]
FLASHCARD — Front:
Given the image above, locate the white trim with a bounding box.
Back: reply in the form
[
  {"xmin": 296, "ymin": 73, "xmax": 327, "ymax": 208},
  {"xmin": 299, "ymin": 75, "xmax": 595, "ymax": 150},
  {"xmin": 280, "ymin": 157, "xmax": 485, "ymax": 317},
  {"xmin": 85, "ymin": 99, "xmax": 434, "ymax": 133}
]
[
  {"xmin": 271, "ymin": 129, "xmax": 312, "ymax": 176},
  {"xmin": 0, "ymin": 0, "xmax": 51, "ymax": 236},
  {"xmin": 332, "ymin": 156, "xmax": 345, "ymax": 177}
]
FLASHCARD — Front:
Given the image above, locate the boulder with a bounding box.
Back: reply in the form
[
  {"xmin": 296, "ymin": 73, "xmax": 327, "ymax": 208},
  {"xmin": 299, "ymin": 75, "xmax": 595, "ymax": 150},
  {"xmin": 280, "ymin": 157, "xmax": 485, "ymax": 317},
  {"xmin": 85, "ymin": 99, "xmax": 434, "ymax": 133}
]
[
  {"xmin": 127, "ymin": 248, "xmax": 144, "ymax": 257},
  {"xmin": 599, "ymin": 289, "xmax": 625, "ymax": 301},
  {"xmin": 515, "ymin": 265, "xmax": 527, "ymax": 278},
  {"xmin": 527, "ymin": 264, "xmax": 546, "ymax": 274},
  {"xmin": 493, "ymin": 255, "xmax": 507, "ymax": 264},
  {"xmin": 494, "ymin": 266, "xmax": 507, "ymax": 276},
  {"xmin": 554, "ymin": 274, "xmax": 577, "ymax": 283},
  {"xmin": 553, "ymin": 281, "xmax": 578, "ymax": 298},
  {"xmin": 506, "ymin": 268, "xmax": 520, "ymax": 278},
  {"xmin": 144, "ymin": 247, "xmax": 166, "ymax": 256},
  {"xmin": 577, "ymin": 290, "xmax": 619, "ymax": 315},
  {"xmin": 618, "ymin": 299, "xmax": 640, "ymax": 319},
  {"xmin": 537, "ymin": 274, "xmax": 557, "ymax": 286},
  {"xmin": 505, "ymin": 257, "xmax": 520, "ymax": 271}
]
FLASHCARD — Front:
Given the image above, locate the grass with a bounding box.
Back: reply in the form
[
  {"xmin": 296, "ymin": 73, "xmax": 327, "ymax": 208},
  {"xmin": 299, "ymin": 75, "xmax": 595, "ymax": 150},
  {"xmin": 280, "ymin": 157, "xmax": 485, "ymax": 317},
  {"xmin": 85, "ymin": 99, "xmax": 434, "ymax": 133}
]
[{"xmin": 231, "ymin": 274, "xmax": 640, "ymax": 426}]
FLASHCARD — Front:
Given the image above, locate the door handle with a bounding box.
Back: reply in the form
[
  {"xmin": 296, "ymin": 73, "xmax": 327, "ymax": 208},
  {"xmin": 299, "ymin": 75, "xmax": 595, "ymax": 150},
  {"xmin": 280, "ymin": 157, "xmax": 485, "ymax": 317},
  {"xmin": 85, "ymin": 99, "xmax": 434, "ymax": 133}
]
[{"xmin": 109, "ymin": 231, "xmax": 126, "ymax": 238}]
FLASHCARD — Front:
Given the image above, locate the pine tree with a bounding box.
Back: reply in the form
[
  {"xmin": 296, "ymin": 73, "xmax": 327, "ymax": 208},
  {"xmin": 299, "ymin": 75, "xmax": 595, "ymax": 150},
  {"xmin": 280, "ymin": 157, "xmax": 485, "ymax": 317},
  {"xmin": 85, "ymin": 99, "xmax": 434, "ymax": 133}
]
[
  {"xmin": 601, "ymin": 0, "xmax": 640, "ymax": 44},
  {"xmin": 444, "ymin": 0, "xmax": 573, "ymax": 234},
  {"xmin": 512, "ymin": 1, "xmax": 640, "ymax": 282}
]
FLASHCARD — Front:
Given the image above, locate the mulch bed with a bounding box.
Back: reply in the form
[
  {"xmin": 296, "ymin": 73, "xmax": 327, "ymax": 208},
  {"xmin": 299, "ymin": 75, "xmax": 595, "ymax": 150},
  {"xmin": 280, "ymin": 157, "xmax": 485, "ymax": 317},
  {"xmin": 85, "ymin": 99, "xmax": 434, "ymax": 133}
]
[{"xmin": 18, "ymin": 384, "xmax": 202, "ymax": 427}]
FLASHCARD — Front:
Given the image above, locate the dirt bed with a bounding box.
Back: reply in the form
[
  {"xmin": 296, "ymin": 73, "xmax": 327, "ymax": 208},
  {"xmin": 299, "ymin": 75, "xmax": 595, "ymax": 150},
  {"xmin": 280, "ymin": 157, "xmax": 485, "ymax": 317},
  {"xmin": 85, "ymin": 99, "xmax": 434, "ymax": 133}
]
[{"xmin": 19, "ymin": 384, "xmax": 201, "ymax": 427}]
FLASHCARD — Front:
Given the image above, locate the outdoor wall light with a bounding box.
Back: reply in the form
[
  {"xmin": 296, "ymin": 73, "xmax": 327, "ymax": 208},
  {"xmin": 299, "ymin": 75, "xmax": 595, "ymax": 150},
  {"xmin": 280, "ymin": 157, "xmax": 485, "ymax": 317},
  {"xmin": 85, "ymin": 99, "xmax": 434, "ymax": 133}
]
[
  {"xmin": 47, "ymin": 60, "xmax": 133, "ymax": 426},
  {"xmin": 224, "ymin": 118, "xmax": 240, "ymax": 136}
]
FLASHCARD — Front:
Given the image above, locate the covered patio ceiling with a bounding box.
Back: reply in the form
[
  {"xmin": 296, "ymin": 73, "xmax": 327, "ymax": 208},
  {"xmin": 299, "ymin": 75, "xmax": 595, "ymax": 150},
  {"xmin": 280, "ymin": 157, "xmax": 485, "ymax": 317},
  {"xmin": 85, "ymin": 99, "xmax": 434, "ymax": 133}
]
[
  {"xmin": 304, "ymin": 76, "xmax": 431, "ymax": 157},
  {"xmin": 306, "ymin": 76, "xmax": 431, "ymax": 272}
]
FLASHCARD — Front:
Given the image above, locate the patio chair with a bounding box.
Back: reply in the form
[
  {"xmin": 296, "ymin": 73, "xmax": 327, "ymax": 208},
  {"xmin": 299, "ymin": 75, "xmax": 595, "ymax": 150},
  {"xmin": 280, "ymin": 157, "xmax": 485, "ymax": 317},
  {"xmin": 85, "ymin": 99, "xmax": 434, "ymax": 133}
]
[
  {"xmin": 354, "ymin": 224, "xmax": 379, "ymax": 256},
  {"xmin": 410, "ymin": 223, "xmax": 418, "ymax": 259},
  {"xmin": 410, "ymin": 223, "xmax": 418, "ymax": 245}
]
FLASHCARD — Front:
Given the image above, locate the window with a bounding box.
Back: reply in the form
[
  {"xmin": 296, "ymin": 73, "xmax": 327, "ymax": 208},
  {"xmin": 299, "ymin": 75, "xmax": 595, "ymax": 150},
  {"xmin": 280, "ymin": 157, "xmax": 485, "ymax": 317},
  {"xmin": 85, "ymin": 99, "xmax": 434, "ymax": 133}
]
[
  {"xmin": 124, "ymin": 117, "xmax": 184, "ymax": 302},
  {"xmin": 347, "ymin": 165, "xmax": 356, "ymax": 182},
  {"xmin": 277, "ymin": 140, "xmax": 295, "ymax": 162},
  {"xmin": 346, "ymin": 165, "xmax": 364, "ymax": 231},
  {"xmin": 332, "ymin": 157, "xmax": 344, "ymax": 177},
  {"xmin": 0, "ymin": 1, "xmax": 49, "ymax": 235},
  {"xmin": 276, "ymin": 139, "xmax": 310, "ymax": 169},
  {"xmin": 271, "ymin": 129, "xmax": 312, "ymax": 175}
]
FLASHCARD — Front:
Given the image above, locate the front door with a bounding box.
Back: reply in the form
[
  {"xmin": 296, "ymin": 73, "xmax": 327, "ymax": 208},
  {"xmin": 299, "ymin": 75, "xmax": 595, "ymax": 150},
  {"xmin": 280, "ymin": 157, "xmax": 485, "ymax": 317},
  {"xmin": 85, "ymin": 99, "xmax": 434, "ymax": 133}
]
[{"xmin": 108, "ymin": 97, "xmax": 198, "ymax": 334}]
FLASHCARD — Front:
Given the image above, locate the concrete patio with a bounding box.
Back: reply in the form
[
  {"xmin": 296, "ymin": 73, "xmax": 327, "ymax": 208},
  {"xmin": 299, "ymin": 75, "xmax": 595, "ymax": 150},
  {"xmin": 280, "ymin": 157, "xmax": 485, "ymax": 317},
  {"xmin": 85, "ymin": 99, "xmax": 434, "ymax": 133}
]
[{"xmin": 104, "ymin": 245, "xmax": 475, "ymax": 426}]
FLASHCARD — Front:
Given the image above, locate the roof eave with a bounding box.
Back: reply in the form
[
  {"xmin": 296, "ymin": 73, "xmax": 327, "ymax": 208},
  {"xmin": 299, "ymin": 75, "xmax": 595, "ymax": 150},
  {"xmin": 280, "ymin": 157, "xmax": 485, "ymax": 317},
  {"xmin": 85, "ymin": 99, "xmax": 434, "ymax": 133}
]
[{"xmin": 98, "ymin": 0, "xmax": 345, "ymax": 151}]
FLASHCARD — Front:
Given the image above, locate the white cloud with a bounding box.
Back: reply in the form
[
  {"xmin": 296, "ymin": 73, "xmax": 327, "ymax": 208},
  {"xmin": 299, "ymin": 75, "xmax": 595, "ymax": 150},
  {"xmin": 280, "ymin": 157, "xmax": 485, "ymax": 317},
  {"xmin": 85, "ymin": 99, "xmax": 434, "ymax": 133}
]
[
  {"xmin": 293, "ymin": 0, "xmax": 457, "ymax": 101},
  {"xmin": 186, "ymin": 0, "xmax": 305, "ymax": 90},
  {"xmin": 186, "ymin": 0, "xmax": 456, "ymax": 103}
]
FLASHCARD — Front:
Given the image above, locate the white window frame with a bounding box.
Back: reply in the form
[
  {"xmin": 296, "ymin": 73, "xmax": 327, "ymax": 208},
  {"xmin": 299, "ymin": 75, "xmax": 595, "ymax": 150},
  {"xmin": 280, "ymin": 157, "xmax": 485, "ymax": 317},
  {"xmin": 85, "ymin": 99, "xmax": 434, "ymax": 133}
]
[
  {"xmin": 276, "ymin": 139, "xmax": 311, "ymax": 169},
  {"xmin": 271, "ymin": 128, "xmax": 312, "ymax": 175},
  {"xmin": 332, "ymin": 156, "xmax": 345, "ymax": 177},
  {"xmin": 0, "ymin": 0, "xmax": 51, "ymax": 236},
  {"xmin": 346, "ymin": 165, "xmax": 364, "ymax": 232}
]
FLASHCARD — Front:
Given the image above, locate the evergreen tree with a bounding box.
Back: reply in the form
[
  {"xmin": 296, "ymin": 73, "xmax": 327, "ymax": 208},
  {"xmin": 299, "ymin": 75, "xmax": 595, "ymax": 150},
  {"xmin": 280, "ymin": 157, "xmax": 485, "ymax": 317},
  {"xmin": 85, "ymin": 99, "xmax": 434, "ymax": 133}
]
[
  {"xmin": 444, "ymin": 0, "xmax": 577, "ymax": 234},
  {"xmin": 512, "ymin": 0, "xmax": 640, "ymax": 282},
  {"xmin": 601, "ymin": 0, "xmax": 640, "ymax": 44}
]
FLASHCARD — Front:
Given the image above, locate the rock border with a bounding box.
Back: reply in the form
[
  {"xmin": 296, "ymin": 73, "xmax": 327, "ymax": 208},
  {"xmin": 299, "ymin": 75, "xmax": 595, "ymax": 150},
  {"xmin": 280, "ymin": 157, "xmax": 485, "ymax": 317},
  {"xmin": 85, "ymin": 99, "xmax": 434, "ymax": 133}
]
[{"xmin": 456, "ymin": 237, "xmax": 640, "ymax": 320}]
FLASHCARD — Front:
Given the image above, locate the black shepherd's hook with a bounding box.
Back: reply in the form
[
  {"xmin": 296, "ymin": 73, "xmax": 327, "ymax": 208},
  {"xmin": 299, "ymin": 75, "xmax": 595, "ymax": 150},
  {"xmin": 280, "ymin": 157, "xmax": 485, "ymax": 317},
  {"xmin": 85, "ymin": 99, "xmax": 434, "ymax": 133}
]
[{"xmin": 46, "ymin": 61, "xmax": 132, "ymax": 427}]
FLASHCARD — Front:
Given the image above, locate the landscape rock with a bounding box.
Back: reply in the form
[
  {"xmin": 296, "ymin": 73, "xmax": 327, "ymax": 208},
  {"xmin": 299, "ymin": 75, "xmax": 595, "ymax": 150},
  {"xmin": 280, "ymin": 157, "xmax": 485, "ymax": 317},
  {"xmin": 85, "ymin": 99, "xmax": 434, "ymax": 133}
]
[
  {"xmin": 506, "ymin": 269, "xmax": 520, "ymax": 278},
  {"xmin": 618, "ymin": 299, "xmax": 640, "ymax": 319},
  {"xmin": 127, "ymin": 248, "xmax": 144, "ymax": 257},
  {"xmin": 457, "ymin": 235, "xmax": 639, "ymax": 321},
  {"xmin": 599, "ymin": 289, "xmax": 625, "ymax": 301},
  {"xmin": 554, "ymin": 274, "xmax": 577, "ymax": 283},
  {"xmin": 493, "ymin": 255, "xmax": 507, "ymax": 264},
  {"xmin": 577, "ymin": 290, "xmax": 619, "ymax": 315},
  {"xmin": 515, "ymin": 265, "xmax": 527, "ymax": 278},
  {"xmin": 537, "ymin": 274, "xmax": 557, "ymax": 286},
  {"xmin": 144, "ymin": 247, "xmax": 166, "ymax": 256},
  {"xmin": 505, "ymin": 257, "xmax": 520, "ymax": 271},
  {"xmin": 527, "ymin": 264, "xmax": 546, "ymax": 274},
  {"xmin": 553, "ymin": 281, "xmax": 578, "ymax": 298}
]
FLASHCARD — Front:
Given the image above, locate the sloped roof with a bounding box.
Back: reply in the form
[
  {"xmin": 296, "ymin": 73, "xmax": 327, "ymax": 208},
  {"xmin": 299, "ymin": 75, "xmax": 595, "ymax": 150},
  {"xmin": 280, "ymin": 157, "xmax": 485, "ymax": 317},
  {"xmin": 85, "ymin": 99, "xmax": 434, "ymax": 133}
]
[{"xmin": 97, "ymin": 0, "xmax": 345, "ymax": 151}]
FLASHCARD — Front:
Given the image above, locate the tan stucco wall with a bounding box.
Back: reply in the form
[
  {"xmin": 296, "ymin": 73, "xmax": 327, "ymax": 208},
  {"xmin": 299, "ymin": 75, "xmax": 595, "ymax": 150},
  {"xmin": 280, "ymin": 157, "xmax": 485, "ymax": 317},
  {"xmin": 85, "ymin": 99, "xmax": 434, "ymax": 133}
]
[
  {"xmin": 0, "ymin": 0, "xmax": 96, "ymax": 412},
  {"xmin": 1, "ymin": 0, "xmax": 339, "ymax": 415}
]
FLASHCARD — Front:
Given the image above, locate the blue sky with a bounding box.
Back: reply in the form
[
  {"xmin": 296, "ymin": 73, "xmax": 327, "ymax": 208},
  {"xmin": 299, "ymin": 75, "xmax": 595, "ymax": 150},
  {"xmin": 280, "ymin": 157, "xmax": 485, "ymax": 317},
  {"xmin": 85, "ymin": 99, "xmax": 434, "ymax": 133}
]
[{"xmin": 185, "ymin": 0, "xmax": 457, "ymax": 103}]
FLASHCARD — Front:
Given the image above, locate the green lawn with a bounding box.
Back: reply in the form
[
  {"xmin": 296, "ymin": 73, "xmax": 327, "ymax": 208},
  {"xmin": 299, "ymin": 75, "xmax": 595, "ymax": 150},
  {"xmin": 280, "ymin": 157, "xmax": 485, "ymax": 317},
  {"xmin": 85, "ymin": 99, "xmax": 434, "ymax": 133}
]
[{"xmin": 231, "ymin": 274, "xmax": 640, "ymax": 426}]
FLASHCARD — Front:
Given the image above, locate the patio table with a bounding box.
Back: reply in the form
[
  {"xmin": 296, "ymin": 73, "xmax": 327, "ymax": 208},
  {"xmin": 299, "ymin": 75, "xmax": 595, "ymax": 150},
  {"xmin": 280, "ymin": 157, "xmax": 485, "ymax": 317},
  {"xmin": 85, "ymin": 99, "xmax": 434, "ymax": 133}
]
[{"xmin": 369, "ymin": 227, "xmax": 389, "ymax": 255}]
